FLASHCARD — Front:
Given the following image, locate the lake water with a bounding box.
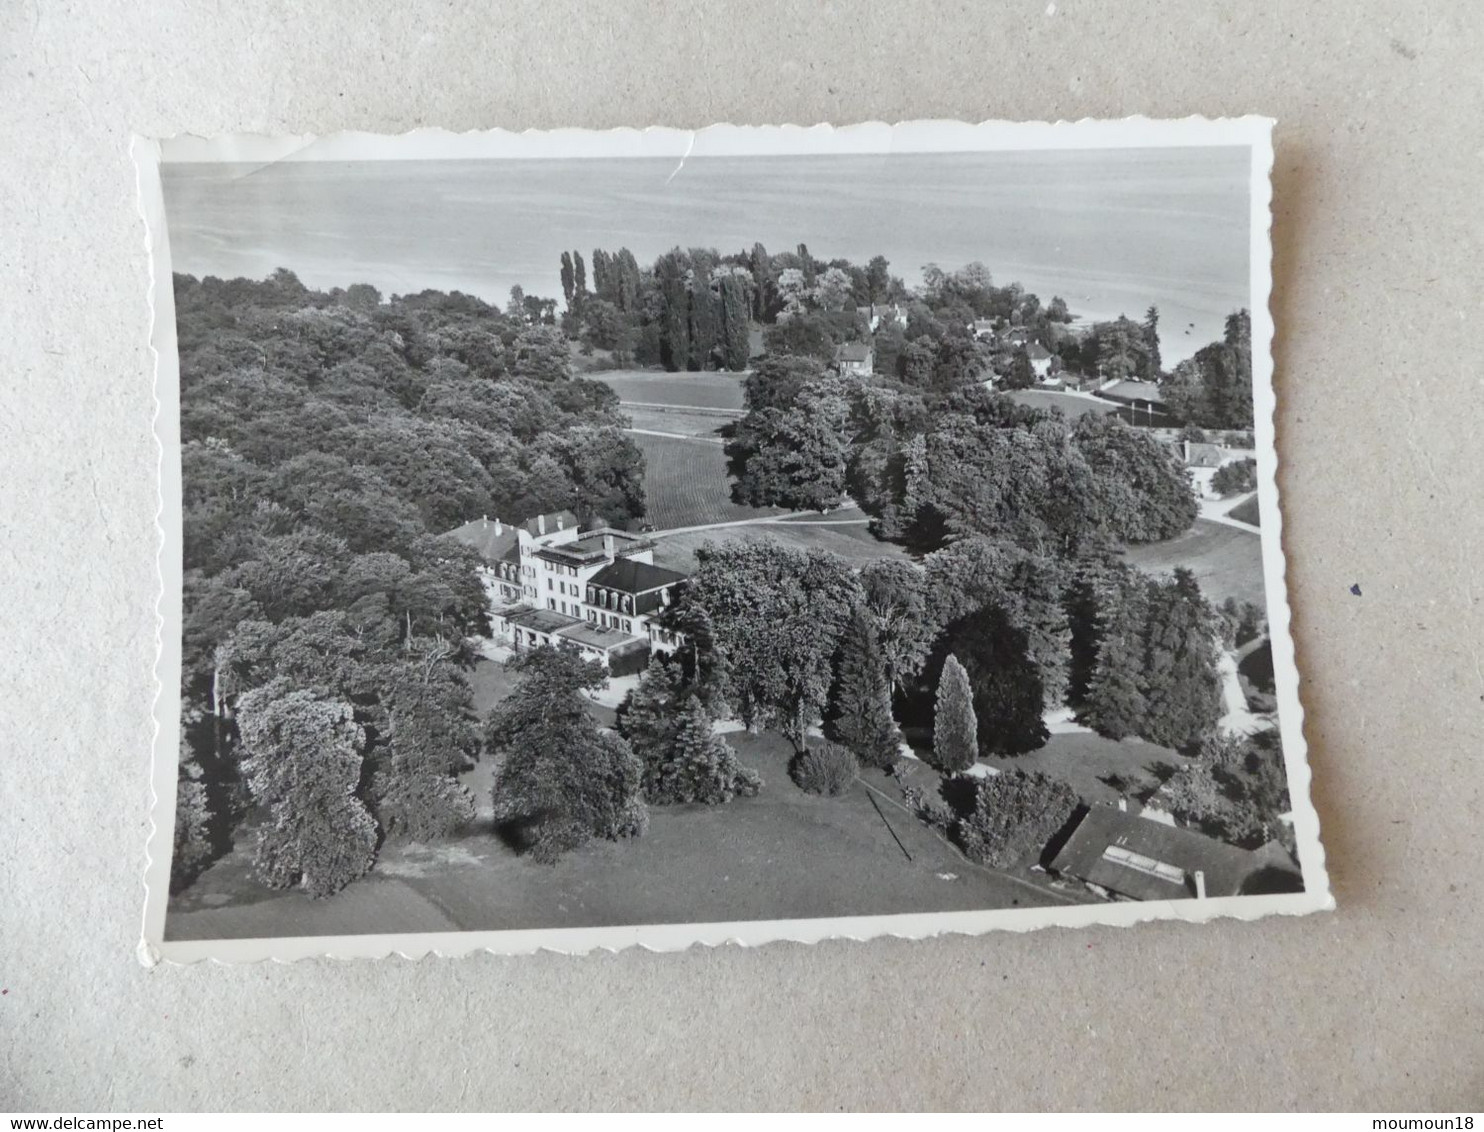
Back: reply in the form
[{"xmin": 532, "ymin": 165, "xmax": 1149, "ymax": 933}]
[{"xmin": 162, "ymin": 148, "xmax": 1251, "ymax": 364}]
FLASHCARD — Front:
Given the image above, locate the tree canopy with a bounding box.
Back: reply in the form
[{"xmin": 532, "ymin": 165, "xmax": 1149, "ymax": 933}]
[{"xmin": 172, "ymin": 270, "xmax": 647, "ymax": 891}]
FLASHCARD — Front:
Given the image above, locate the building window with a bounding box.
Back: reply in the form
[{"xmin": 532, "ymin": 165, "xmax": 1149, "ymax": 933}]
[
  {"xmin": 623, "ymin": 619, "xmax": 632, "ymax": 633},
  {"xmin": 1101, "ymin": 844, "xmax": 1186, "ymax": 885},
  {"xmin": 587, "ymin": 587, "xmax": 596, "ymax": 602},
  {"xmin": 548, "ymin": 598, "xmax": 555, "ymax": 610},
  {"xmin": 547, "ymin": 579, "xmax": 553, "ymax": 591}
]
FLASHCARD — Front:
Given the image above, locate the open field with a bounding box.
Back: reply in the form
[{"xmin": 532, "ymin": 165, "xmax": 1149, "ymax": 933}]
[
  {"xmin": 1123, "ymin": 518, "xmax": 1266, "ymax": 607},
  {"xmin": 622, "ymin": 405, "xmax": 733, "ymax": 439},
  {"xmin": 166, "ymin": 713, "xmax": 1081, "ymax": 942},
  {"xmin": 980, "ymin": 730, "xmax": 1188, "ymax": 806},
  {"xmin": 630, "ymin": 433, "xmax": 786, "ymax": 529},
  {"xmin": 593, "ymin": 368, "xmax": 747, "ymax": 411},
  {"xmin": 651, "ymin": 521, "xmax": 910, "ymax": 574}
]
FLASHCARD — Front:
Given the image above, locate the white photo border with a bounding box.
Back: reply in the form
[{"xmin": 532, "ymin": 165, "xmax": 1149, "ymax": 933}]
[{"xmin": 137, "ymin": 117, "xmax": 1332, "ymax": 966}]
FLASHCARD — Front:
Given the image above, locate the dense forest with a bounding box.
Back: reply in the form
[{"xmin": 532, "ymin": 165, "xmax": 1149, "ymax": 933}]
[
  {"xmin": 726, "ymin": 364, "xmax": 1200, "ymax": 550},
  {"xmin": 171, "ymin": 270, "xmax": 646, "ymax": 895}
]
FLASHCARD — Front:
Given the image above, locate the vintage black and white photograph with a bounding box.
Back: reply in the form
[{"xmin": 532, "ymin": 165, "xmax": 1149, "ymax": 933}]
[{"xmin": 139, "ymin": 119, "xmax": 1329, "ymax": 962}]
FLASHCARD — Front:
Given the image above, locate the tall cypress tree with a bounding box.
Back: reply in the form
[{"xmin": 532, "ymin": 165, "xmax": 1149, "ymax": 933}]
[
  {"xmin": 1004, "ymin": 553, "xmax": 1071, "ymax": 710},
  {"xmin": 1140, "ymin": 568, "xmax": 1223, "ymax": 749},
  {"xmin": 590, "ymin": 248, "xmax": 611, "ymax": 305},
  {"xmin": 749, "ymin": 242, "xmax": 771, "ymax": 319},
  {"xmin": 656, "ymin": 251, "xmax": 690, "ymax": 372},
  {"xmin": 559, "ymin": 251, "xmax": 575, "ymax": 311},
  {"xmin": 1065, "ymin": 554, "xmax": 1121, "ymax": 707},
  {"xmin": 943, "ymin": 605, "xmax": 1049, "ymax": 755},
  {"xmin": 688, "ymin": 268, "xmax": 718, "ymax": 371},
  {"xmin": 827, "ymin": 605, "xmax": 902, "ymax": 768},
  {"xmin": 573, "ymin": 251, "xmax": 587, "ymax": 313},
  {"xmin": 1142, "ymin": 304, "xmax": 1162, "ymax": 379},
  {"xmin": 931, "ymin": 653, "xmax": 978, "ymax": 773},
  {"xmin": 1079, "ymin": 572, "xmax": 1150, "ymax": 740},
  {"xmin": 720, "ymin": 273, "xmax": 750, "ymax": 371},
  {"xmin": 617, "ymin": 248, "xmax": 641, "ymax": 313},
  {"xmin": 616, "ymin": 657, "xmax": 683, "ymax": 765}
]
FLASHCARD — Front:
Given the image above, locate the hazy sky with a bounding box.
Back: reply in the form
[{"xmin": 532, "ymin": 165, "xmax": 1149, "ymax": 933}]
[{"xmin": 163, "ymin": 146, "xmax": 1251, "ymax": 363}]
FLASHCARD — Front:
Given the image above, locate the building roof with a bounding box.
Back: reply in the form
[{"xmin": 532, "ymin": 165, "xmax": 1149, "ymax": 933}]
[
  {"xmin": 1049, "ymin": 804, "xmax": 1290, "ymax": 902},
  {"xmin": 835, "ymin": 342, "xmax": 873, "ymax": 363},
  {"xmin": 590, "ymin": 558, "xmax": 687, "ymax": 595},
  {"xmin": 445, "ymin": 518, "xmax": 518, "ymax": 563},
  {"xmin": 506, "ymin": 607, "xmax": 648, "ymax": 654},
  {"xmin": 1097, "ymin": 379, "xmax": 1167, "ymax": 406},
  {"xmin": 535, "ymin": 529, "xmax": 653, "ymax": 566},
  {"xmin": 506, "ymin": 607, "xmax": 584, "ymax": 635},
  {"xmin": 444, "ymin": 511, "xmax": 580, "ymax": 562},
  {"xmin": 533, "ymin": 510, "xmax": 580, "ymax": 534},
  {"xmin": 1026, "ymin": 343, "xmax": 1052, "ymax": 361},
  {"xmin": 555, "ymin": 621, "xmax": 644, "ymax": 651}
]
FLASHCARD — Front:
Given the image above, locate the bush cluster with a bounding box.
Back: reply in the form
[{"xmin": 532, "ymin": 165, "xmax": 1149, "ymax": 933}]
[
  {"xmin": 951, "ymin": 770, "xmax": 1079, "ymax": 870},
  {"xmin": 1211, "ymin": 457, "xmax": 1257, "ymax": 497},
  {"xmin": 790, "ymin": 743, "xmax": 859, "ymax": 797}
]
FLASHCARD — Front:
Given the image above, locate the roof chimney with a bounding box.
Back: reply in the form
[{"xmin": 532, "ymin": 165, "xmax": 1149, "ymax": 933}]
[
  {"xmin": 537, "ymin": 514, "xmax": 546, "ymax": 535},
  {"xmin": 604, "ymin": 534, "xmax": 615, "ymax": 561},
  {"xmin": 557, "ymin": 515, "xmax": 565, "ymax": 530},
  {"xmin": 494, "ymin": 518, "xmax": 502, "ymax": 536},
  {"xmin": 1117, "ymin": 798, "xmax": 1128, "ymax": 813},
  {"xmin": 1193, "ymin": 869, "xmax": 1207, "ymax": 900}
]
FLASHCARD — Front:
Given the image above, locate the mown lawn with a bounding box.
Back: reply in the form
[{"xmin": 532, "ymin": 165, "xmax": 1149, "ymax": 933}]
[
  {"xmin": 592, "ymin": 368, "xmax": 748, "ymax": 411},
  {"xmin": 467, "ymin": 657, "xmax": 520, "ymax": 715},
  {"xmin": 622, "ymin": 405, "xmax": 735, "ymax": 439},
  {"xmin": 1226, "ymin": 494, "xmax": 1261, "ymax": 527},
  {"xmin": 651, "ymin": 522, "xmax": 910, "ymax": 574},
  {"xmin": 1123, "ymin": 518, "xmax": 1266, "ymax": 607},
  {"xmin": 980, "ymin": 730, "xmax": 1188, "ymax": 807},
  {"xmin": 629, "ymin": 433, "xmax": 786, "ymax": 530},
  {"xmin": 166, "ymin": 723, "xmax": 1083, "ymax": 942}
]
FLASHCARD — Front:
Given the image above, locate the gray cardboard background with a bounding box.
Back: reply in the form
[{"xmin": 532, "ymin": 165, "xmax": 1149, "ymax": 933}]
[{"xmin": 2, "ymin": 0, "xmax": 1479, "ymax": 1111}]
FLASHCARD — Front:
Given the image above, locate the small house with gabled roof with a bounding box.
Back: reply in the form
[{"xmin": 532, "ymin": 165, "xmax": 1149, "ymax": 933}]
[
  {"xmin": 834, "ymin": 341, "xmax": 875, "ymax": 377},
  {"xmin": 1049, "ymin": 803, "xmax": 1302, "ymax": 902}
]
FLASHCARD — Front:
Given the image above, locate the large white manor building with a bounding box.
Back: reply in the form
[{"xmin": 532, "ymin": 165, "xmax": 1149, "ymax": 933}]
[{"xmin": 446, "ymin": 510, "xmax": 687, "ymax": 675}]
